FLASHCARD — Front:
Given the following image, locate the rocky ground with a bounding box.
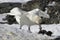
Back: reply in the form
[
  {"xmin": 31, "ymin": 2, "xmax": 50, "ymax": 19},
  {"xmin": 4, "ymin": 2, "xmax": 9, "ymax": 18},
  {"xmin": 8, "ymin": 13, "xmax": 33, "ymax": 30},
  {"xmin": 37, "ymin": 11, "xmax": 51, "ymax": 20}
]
[{"xmin": 0, "ymin": 24, "xmax": 57, "ymax": 40}]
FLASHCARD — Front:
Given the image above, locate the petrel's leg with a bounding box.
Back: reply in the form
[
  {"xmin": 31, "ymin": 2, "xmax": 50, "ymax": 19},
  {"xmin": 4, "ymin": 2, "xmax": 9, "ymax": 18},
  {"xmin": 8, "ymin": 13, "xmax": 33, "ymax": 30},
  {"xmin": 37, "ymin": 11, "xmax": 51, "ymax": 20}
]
[
  {"xmin": 28, "ymin": 25, "xmax": 32, "ymax": 33},
  {"xmin": 39, "ymin": 24, "xmax": 42, "ymax": 31},
  {"xmin": 20, "ymin": 25, "xmax": 22, "ymax": 29}
]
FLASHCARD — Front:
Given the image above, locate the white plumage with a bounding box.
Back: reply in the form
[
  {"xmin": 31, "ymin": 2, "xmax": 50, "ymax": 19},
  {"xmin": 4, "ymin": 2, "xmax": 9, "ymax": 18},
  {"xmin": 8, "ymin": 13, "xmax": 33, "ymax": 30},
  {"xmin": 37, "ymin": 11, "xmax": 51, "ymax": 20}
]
[{"xmin": 6, "ymin": 7, "xmax": 50, "ymax": 32}]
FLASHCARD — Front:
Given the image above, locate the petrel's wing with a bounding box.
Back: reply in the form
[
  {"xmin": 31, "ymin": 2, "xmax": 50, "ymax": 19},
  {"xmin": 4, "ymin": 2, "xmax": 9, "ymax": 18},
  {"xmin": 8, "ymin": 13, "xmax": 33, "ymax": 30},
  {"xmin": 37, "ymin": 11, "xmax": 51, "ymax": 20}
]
[{"xmin": 27, "ymin": 8, "xmax": 39, "ymax": 15}]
